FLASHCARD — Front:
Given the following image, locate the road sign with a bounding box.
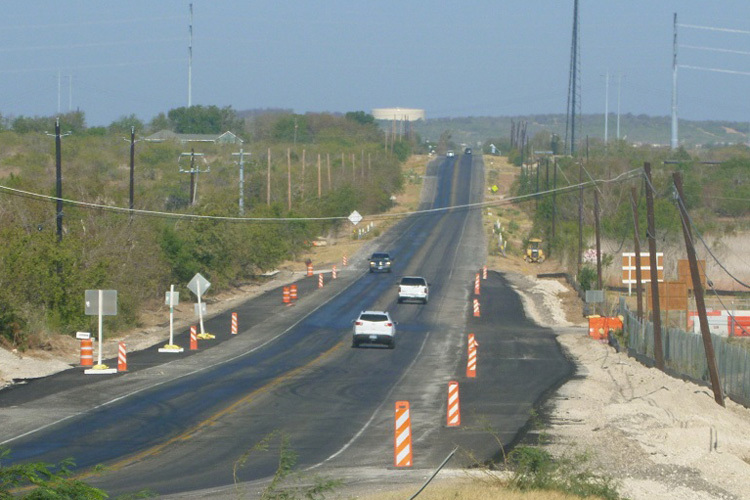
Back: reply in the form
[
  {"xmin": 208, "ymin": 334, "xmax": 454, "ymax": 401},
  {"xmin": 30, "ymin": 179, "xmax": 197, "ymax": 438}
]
[
  {"xmin": 165, "ymin": 290, "xmax": 180, "ymax": 306},
  {"xmin": 194, "ymin": 303, "xmax": 207, "ymax": 316},
  {"xmin": 348, "ymin": 210, "xmax": 363, "ymax": 226},
  {"xmin": 188, "ymin": 273, "xmax": 211, "ymax": 297},
  {"xmin": 586, "ymin": 290, "xmax": 605, "ymax": 303},
  {"xmin": 85, "ymin": 290, "xmax": 117, "ymax": 316}
]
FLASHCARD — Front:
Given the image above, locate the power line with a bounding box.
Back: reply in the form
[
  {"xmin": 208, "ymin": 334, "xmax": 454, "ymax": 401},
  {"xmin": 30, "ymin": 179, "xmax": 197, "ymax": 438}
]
[{"xmin": 677, "ymin": 23, "xmax": 750, "ymax": 35}]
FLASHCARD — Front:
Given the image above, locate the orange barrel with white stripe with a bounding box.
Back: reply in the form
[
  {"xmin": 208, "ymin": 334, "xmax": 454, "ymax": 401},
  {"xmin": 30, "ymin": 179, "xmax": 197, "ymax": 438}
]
[
  {"xmin": 190, "ymin": 325, "xmax": 198, "ymax": 350},
  {"xmin": 290, "ymin": 284, "xmax": 298, "ymax": 301},
  {"xmin": 394, "ymin": 401, "xmax": 413, "ymax": 467},
  {"xmin": 307, "ymin": 263, "xmax": 314, "ymax": 277},
  {"xmin": 118, "ymin": 342, "xmax": 127, "ymax": 372},
  {"xmin": 332, "ymin": 265, "xmax": 337, "ymax": 279},
  {"xmin": 318, "ymin": 273, "xmax": 324, "ymax": 288},
  {"xmin": 474, "ymin": 273, "xmax": 480, "ymax": 295},
  {"xmin": 482, "ymin": 265, "xmax": 487, "ymax": 280},
  {"xmin": 80, "ymin": 339, "xmax": 93, "ymax": 366},
  {"xmin": 473, "ymin": 298, "xmax": 480, "ymax": 317},
  {"xmin": 467, "ymin": 334, "xmax": 477, "ymax": 378},
  {"xmin": 282, "ymin": 286, "xmax": 290, "ymax": 304},
  {"xmin": 231, "ymin": 312, "xmax": 238, "ymax": 335},
  {"xmin": 447, "ymin": 381, "xmax": 460, "ymax": 427}
]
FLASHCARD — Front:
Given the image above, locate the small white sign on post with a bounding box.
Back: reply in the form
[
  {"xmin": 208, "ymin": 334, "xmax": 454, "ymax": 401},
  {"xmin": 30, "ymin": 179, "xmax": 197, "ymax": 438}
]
[
  {"xmin": 159, "ymin": 285, "xmax": 183, "ymax": 353},
  {"xmin": 348, "ymin": 210, "xmax": 363, "ymax": 226},
  {"xmin": 76, "ymin": 331, "xmax": 91, "ymax": 340},
  {"xmin": 83, "ymin": 289, "xmax": 118, "ymax": 375},
  {"xmin": 188, "ymin": 273, "xmax": 214, "ymax": 339}
]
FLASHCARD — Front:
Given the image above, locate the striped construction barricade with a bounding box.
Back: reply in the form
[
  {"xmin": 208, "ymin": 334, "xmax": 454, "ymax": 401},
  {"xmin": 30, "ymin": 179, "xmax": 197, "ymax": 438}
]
[{"xmin": 394, "ymin": 401, "xmax": 412, "ymax": 467}]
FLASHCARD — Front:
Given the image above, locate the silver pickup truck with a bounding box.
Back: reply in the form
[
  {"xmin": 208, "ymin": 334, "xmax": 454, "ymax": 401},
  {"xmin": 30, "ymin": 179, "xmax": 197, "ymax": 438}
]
[{"xmin": 397, "ymin": 276, "xmax": 429, "ymax": 304}]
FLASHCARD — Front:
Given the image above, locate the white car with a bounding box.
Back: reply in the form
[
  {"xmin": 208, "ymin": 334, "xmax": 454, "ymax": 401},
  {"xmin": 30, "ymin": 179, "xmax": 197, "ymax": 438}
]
[
  {"xmin": 397, "ymin": 276, "xmax": 429, "ymax": 304},
  {"xmin": 446, "ymin": 150, "xmax": 455, "ymax": 158},
  {"xmin": 352, "ymin": 310, "xmax": 397, "ymax": 349}
]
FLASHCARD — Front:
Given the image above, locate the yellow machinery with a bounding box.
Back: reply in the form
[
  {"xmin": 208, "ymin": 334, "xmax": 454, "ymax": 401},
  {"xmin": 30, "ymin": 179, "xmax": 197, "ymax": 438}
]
[{"xmin": 524, "ymin": 238, "xmax": 545, "ymax": 263}]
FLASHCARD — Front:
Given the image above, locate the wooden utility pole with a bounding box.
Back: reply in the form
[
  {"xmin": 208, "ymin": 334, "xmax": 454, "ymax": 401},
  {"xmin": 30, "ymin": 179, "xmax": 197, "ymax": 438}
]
[
  {"xmin": 577, "ymin": 162, "xmax": 583, "ymax": 272},
  {"xmin": 368, "ymin": 153, "xmax": 371, "ymax": 181},
  {"xmin": 351, "ymin": 153, "xmax": 356, "ymax": 183},
  {"xmin": 189, "ymin": 149, "xmax": 196, "ymax": 206},
  {"xmin": 267, "ymin": 148, "xmax": 271, "ymax": 206},
  {"xmin": 287, "ymin": 148, "xmax": 292, "ymax": 211},
  {"xmin": 129, "ymin": 126, "xmax": 135, "ymax": 212},
  {"xmin": 644, "ymin": 162, "xmax": 665, "ymax": 370},
  {"xmin": 317, "ymin": 153, "xmax": 321, "ymax": 199},
  {"xmin": 673, "ymin": 172, "xmax": 724, "ymax": 406},
  {"xmin": 301, "ymin": 149, "xmax": 305, "ymax": 199},
  {"xmin": 594, "ymin": 190, "xmax": 602, "ymax": 290},
  {"xmin": 54, "ymin": 118, "xmax": 63, "ymax": 242},
  {"xmin": 630, "ymin": 187, "xmax": 644, "ymax": 320},
  {"xmin": 327, "ymin": 153, "xmax": 331, "ymax": 190}
]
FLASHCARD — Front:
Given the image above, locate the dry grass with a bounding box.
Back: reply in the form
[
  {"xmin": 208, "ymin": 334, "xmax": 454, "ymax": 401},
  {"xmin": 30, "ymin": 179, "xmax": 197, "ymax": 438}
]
[{"xmin": 355, "ymin": 478, "xmax": 591, "ymax": 500}]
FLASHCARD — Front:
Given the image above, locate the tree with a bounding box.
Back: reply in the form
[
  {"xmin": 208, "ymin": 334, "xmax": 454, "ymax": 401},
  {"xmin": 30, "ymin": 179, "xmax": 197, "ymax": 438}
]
[
  {"xmin": 345, "ymin": 111, "xmax": 375, "ymax": 126},
  {"xmin": 108, "ymin": 114, "xmax": 145, "ymax": 134},
  {"xmin": 167, "ymin": 105, "xmax": 242, "ymax": 134}
]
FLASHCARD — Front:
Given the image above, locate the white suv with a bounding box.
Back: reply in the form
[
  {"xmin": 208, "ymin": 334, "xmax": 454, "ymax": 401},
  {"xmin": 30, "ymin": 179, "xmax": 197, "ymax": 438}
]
[
  {"xmin": 352, "ymin": 311, "xmax": 396, "ymax": 349},
  {"xmin": 397, "ymin": 276, "xmax": 429, "ymax": 304}
]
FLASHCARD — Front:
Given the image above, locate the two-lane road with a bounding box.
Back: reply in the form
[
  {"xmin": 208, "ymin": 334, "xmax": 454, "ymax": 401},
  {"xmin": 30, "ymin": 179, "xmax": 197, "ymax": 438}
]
[{"xmin": 0, "ymin": 153, "xmax": 573, "ymax": 497}]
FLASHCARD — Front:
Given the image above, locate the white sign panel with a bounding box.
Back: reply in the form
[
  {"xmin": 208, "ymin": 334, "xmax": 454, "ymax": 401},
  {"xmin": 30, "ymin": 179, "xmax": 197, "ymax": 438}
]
[
  {"xmin": 84, "ymin": 290, "xmax": 118, "ymax": 316},
  {"xmin": 194, "ymin": 303, "xmax": 207, "ymax": 316},
  {"xmin": 165, "ymin": 291, "xmax": 180, "ymax": 306},
  {"xmin": 187, "ymin": 273, "xmax": 211, "ymax": 297},
  {"xmin": 348, "ymin": 210, "xmax": 363, "ymax": 226},
  {"xmin": 76, "ymin": 331, "xmax": 91, "ymax": 340}
]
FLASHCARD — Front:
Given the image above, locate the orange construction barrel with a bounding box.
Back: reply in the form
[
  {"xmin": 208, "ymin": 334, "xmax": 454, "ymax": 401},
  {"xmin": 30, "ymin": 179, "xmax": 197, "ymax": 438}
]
[{"xmin": 80, "ymin": 338, "xmax": 94, "ymax": 366}]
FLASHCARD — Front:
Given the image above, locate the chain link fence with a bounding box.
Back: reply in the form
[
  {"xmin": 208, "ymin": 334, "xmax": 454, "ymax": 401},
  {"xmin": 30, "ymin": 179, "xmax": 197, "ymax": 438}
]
[{"xmin": 618, "ymin": 297, "xmax": 750, "ymax": 408}]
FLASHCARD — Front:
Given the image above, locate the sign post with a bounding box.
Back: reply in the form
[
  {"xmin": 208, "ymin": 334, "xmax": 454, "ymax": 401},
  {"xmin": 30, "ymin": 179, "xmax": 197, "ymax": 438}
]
[
  {"xmin": 188, "ymin": 273, "xmax": 214, "ymax": 340},
  {"xmin": 159, "ymin": 285, "xmax": 184, "ymax": 353},
  {"xmin": 84, "ymin": 289, "xmax": 118, "ymax": 375}
]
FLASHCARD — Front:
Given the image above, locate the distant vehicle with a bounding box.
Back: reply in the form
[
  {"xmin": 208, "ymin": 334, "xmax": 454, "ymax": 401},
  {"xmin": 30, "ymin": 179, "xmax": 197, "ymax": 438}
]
[
  {"xmin": 369, "ymin": 252, "xmax": 392, "ymax": 273},
  {"xmin": 352, "ymin": 310, "xmax": 397, "ymax": 348},
  {"xmin": 446, "ymin": 150, "xmax": 455, "ymax": 158},
  {"xmin": 464, "ymin": 147, "xmax": 472, "ymax": 155},
  {"xmin": 398, "ymin": 276, "xmax": 429, "ymax": 304}
]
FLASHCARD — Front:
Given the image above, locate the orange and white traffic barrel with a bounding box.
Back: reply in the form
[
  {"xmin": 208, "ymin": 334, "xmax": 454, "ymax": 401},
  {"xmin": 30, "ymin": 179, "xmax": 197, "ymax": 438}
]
[
  {"xmin": 307, "ymin": 263, "xmax": 314, "ymax": 277},
  {"xmin": 318, "ymin": 273, "xmax": 324, "ymax": 288},
  {"xmin": 290, "ymin": 284, "xmax": 298, "ymax": 301},
  {"xmin": 447, "ymin": 381, "xmax": 460, "ymax": 427},
  {"xmin": 332, "ymin": 265, "xmax": 337, "ymax": 279},
  {"xmin": 474, "ymin": 273, "xmax": 480, "ymax": 295},
  {"xmin": 473, "ymin": 298, "xmax": 480, "ymax": 317},
  {"xmin": 231, "ymin": 312, "xmax": 238, "ymax": 335},
  {"xmin": 283, "ymin": 286, "xmax": 291, "ymax": 304},
  {"xmin": 80, "ymin": 339, "xmax": 93, "ymax": 366},
  {"xmin": 190, "ymin": 325, "xmax": 198, "ymax": 350},
  {"xmin": 394, "ymin": 401, "xmax": 412, "ymax": 467},
  {"xmin": 467, "ymin": 333, "xmax": 478, "ymax": 378},
  {"xmin": 118, "ymin": 342, "xmax": 127, "ymax": 372}
]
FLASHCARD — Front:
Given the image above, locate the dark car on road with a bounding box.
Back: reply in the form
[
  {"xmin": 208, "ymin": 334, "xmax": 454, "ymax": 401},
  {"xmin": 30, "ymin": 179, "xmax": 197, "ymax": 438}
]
[{"xmin": 369, "ymin": 252, "xmax": 393, "ymax": 273}]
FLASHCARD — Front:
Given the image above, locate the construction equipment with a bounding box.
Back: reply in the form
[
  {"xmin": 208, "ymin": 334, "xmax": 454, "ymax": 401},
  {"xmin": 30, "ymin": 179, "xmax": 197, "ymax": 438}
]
[{"xmin": 524, "ymin": 238, "xmax": 545, "ymax": 263}]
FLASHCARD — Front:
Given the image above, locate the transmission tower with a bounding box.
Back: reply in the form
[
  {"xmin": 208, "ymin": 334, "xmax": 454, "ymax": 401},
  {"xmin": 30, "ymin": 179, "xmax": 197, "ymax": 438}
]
[{"xmin": 565, "ymin": 0, "xmax": 581, "ymax": 155}]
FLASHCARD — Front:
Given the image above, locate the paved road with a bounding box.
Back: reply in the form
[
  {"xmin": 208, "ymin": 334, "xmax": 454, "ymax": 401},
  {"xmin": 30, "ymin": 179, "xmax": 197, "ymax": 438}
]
[{"xmin": 0, "ymin": 153, "xmax": 573, "ymax": 497}]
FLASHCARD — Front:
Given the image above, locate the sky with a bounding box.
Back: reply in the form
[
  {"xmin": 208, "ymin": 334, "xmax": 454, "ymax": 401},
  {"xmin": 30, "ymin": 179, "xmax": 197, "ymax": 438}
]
[{"xmin": 2, "ymin": 1, "xmax": 750, "ymax": 127}]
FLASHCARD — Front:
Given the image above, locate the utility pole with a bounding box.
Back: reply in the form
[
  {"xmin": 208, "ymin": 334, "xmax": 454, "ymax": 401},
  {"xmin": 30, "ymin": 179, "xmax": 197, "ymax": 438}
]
[
  {"xmin": 287, "ymin": 148, "xmax": 292, "ymax": 211},
  {"xmin": 577, "ymin": 161, "xmax": 583, "ymax": 272},
  {"xmin": 644, "ymin": 162, "xmax": 665, "ymax": 370},
  {"xmin": 45, "ymin": 118, "xmax": 70, "ymax": 242},
  {"xmin": 617, "ymin": 73, "xmax": 624, "ymax": 140},
  {"xmin": 301, "ymin": 149, "xmax": 305, "ymax": 199},
  {"xmin": 178, "ymin": 149, "xmax": 209, "ymax": 206},
  {"xmin": 552, "ymin": 157, "xmax": 558, "ymax": 244},
  {"xmin": 671, "ymin": 13, "xmax": 678, "ymax": 150},
  {"xmin": 673, "ymin": 171, "xmax": 724, "ymax": 406},
  {"xmin": 327, "ymin": 153, "xmax": 331, "ymax": 190},
  {"xmin": 317, "ymin": 153, "xmax": 322, "ymax": 199},
  {"xmin": 188, "ymin": 3, "xmax": 193, "ymax": 107},
  {"xmin": 267, "ymin": 148, "xmax": 271, "ymax": 206},
  {"xmin": 232, "ymin": 148, "xmax": 249, "ymax": 215},
  {"xmin": 129, "ymin": 127, "xmax": 136, "ymax": 211},
  {"xmin": 630, "ymin": 187, "xmax": 644, "ymax": 320},
  {"xmin": 594, "ymin": 190, "xmax": 602, "ymax": 290},
  {"xmin": 604, "ymin": 71, "xmax": 609, "ymax": 145}
]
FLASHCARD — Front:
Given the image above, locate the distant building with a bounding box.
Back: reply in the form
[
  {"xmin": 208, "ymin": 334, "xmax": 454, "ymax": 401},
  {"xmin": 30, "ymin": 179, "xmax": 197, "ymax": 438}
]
[
  {"xmin": 371, "ymin": 108, "xmax": 425, "ymax": 121},
  {"xmin": 145, "ymin": 130, "xmax": 243, "ymax": 144}
]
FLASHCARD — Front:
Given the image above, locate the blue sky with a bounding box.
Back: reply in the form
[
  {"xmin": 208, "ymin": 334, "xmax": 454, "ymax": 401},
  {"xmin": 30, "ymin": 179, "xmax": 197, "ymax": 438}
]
[{"xmin": 2, "ymin": 1, "xmax": 750, "ymax": 126}]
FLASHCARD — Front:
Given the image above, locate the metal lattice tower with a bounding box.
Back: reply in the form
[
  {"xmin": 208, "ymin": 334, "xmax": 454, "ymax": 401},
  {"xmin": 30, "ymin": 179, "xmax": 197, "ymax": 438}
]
[{"xmin": 565, "ymin": 0, "xmax": 581, "ymax": 155}]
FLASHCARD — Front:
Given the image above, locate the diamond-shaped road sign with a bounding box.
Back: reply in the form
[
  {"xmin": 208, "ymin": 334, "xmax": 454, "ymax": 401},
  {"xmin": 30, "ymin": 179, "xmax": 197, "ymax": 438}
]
[
  {"xmin": 188, "ymin": 273, "xmax": 211, "ymax": 298},
  {"xmin": 348, "ymin": 210, "xmax": 363, "ymax": 226}
]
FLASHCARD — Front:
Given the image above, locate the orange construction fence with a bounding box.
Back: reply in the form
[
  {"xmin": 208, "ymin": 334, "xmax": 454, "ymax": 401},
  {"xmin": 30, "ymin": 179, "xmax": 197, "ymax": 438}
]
[{"xmin": 588, "ymin": 316, "xmax": 623, "ymax": 340}]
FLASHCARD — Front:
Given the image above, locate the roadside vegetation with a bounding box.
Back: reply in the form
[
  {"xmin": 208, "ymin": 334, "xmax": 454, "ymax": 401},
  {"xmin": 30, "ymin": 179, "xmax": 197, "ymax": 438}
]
[{"xmin": 0, "ymin": 108, "xmax": 414, "ymax": 349}]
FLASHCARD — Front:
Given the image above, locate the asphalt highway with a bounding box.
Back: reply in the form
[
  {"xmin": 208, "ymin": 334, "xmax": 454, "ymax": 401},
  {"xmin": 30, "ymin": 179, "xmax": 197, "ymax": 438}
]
[{"xmin": 0, "ymin": 153, "xmax": 573, "ymax": 497}]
